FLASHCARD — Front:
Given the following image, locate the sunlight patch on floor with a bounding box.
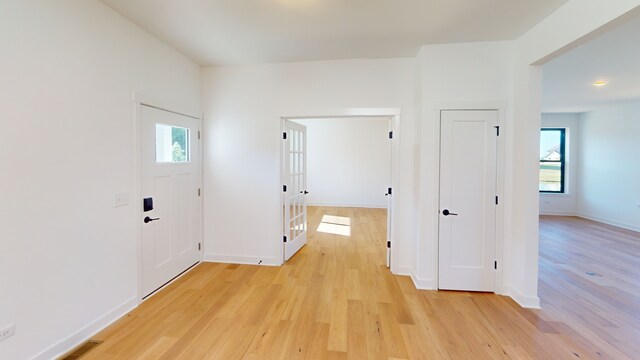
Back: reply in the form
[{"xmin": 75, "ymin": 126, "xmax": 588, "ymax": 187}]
[{"xmin": 317, "ymin": 215, "xmax": 351, "ymax": 236}]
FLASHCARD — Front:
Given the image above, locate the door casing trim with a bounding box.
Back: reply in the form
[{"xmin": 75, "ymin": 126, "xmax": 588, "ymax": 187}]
[
  {"xmin": 279, "ymin": 108, "xmax": 401, "ymax": 274},
  {"xmin": 132, "ymin": 92, "xmax": 203, "ymax": 304},
  {"xmin": 431, "ymin": 101, "xmax": 507, "ymax": 295}
]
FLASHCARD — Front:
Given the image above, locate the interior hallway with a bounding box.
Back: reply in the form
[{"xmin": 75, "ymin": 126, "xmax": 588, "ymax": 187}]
[{"xmin": 75, "ymin": 208, "xmax": 639, "ymax": 359}]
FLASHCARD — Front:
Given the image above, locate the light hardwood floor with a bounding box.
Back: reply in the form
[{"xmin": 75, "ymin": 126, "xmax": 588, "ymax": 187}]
[
  {"xmin": 538, "ymin": 215, "xmax": 640, "ymax": 360},
  {"xmin": 77, "ymin": 209, "xmax": 640, "ymax": 359}
]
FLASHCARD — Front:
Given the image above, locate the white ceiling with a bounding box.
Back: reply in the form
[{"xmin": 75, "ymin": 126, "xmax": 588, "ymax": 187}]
[
  {"xmin": 100, "ymin": 0, "xmax": 568, "ymax": 66},
  {"xmin": 542, "ymin": 14, "xmax": 640, "ymax": 113}
]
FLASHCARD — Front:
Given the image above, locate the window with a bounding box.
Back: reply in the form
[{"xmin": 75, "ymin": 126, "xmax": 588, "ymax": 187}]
[
  {"xmin": 539, "ymin": 128, "xmax": 566, "ymax": 193},
  {"xmin": 156, "ymin": 124, "xmax": 190, "ymax": 163}
]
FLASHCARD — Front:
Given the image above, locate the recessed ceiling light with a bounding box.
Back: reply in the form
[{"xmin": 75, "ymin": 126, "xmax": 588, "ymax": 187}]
[{"xmin": 592, "ymin": 80, "xmax": 609, "ymax": 87}]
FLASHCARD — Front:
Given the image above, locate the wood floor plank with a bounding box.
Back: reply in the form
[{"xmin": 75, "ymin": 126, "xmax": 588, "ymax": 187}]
[{"xmin": 82, "ymin": 210, "xmax": 639, "ymax": 359}]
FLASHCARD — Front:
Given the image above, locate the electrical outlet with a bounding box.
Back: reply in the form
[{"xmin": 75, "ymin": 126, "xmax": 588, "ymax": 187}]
[
  {"xmin": 0, "ymin": 324, "xmax": 15, "ymax": 342},
  {"xmin": 113, "ymin": 192, "xmax": 129, "ymax": 207}
]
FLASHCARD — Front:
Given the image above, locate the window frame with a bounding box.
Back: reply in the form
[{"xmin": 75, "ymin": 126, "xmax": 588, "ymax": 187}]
[{"xmin": 539, "ymin": 128, "xmax": 566, "ymax": 194}]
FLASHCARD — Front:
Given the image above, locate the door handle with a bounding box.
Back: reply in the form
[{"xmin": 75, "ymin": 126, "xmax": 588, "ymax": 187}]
[
  {"xmin": 300, "ymin": 190, "xmax": 309, "ymax": 194},
  {"xmin": 144, "ymin": 216, "xmax": 160, "ymax": 223},
  {"xmin": 442, "ymin": 209, "xmax": 458, "ymax": 216}
]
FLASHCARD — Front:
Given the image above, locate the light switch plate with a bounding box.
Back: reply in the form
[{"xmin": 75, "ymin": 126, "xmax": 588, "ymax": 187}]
[{"xmin": 114, "ymin": 192, "xmax": 129, "ymax": 207}]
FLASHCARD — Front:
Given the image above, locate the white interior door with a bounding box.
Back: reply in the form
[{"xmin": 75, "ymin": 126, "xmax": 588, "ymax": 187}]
[
  {"xmin": 386, "ymin": 118, "xmax": 393, "ymax": 268},
  {"xmin": 438, "ymin": 110, "xmax": 497, "ymax": 292},
  {"xmin": 141, "ymin": 105, "xmax": 200, "ymax": 298},
  {"xmin": 283, "ymin": 120, "xmax": 308, "ymax": 261}
]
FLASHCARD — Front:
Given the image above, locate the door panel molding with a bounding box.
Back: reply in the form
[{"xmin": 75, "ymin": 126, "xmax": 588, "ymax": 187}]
[
  {"xmin": 426, "ymin": 102, "xmax": 506, "ymax": 295},
  {"xmin": 438, "ymin": 109, "xmax": 499, "ymax": 292}
]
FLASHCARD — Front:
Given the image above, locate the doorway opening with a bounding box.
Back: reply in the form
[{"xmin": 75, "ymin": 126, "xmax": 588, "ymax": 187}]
[
  {"xmin": 280, "ymin": 110, "xmax": 399, "ymax": 271},
  {"xmin": 536, "ymin": 14, "xmax": 640, "ymax": 358}
]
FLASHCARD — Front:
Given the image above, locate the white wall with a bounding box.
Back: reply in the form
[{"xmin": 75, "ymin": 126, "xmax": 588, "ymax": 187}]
[
  {"xmin": 0, "ymin": 1, "xmax": 201, "ymax": 359},
  {"xmin": 507, "ymin": 0, "xmax": 640, "ymax": 308},
  {"xmin": 294, "ymin": 118, "xmax": 391, "ymax": 208},
  {"xmin": 3, "ymin": 6, "xmax": 638, "ymax": 358},
  {"xmin": 415, "ymin": 2, "xmax": 640, "ymax": 308},
  {"xmin": 202, "ymin": 0, "xmax": 640, "ymax": 310},
  {"xmin": 202, "ymin": 58, "xmax": 418, "ymax": 271},
  {"xmin": 576, "ymin": 103, "xmax": 640, "ymax": 231},
  {"xmin": 417, "ymin": 41, "xmax": 514, "ymax": 291},
  {"xmin": 539, "ymin": 113, "xmax": 580, "ymax": 215}
]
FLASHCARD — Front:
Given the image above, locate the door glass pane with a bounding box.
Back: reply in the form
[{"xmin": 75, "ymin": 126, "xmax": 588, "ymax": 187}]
[
  {"xmin": 299, "ymin": 153, "xmax": 304, "ymax": 175},
  {"xmin": 298, "ymin": 154, "xmax": 303, "ymax": 188},
  {"xmin": 290, "ymin": 152, "xmax": 294, "ymax": 174},
  {"xmin": 289, "ymin": 219, "xmax": 294, "ymax": 240},
  {"xmin": 300, "ymin": 132, "xmax": 304, "ymax": 156},
  {"xmin": 156, "ymin": 124, "xmax": 190, "ymax": 163},
  {"xmin": 291, "ymin": 174, "xmax": 296, "ymax": 195}
]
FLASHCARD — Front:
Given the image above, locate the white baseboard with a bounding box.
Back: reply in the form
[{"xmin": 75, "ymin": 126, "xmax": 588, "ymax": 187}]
[
  {"xmin": 307, "ymin": 202, "xmax": 387, "ymax": 209},
  {"xmin": 410, "ymin": 273, "xmax": 437, "ymax": 290},
  {"xmin": 393, "ymin": 266, "xmax": 436, "ymax": 290},
  {"xmin": 202, "ymin": 254, "xmax": 281, "ymax": 266},
  {"xmin": 539, "ymin": 211, "xmax": 577, "ymax": 216},
  {"xmin": 394, "ymin": 266, "xmax": 412, "ymax": 277},
  {"xmin": 31, "ymin": 297, "xmax": 138, "ymax": 360},
  {"xmin": 575, "ymin": 212, "xmax": 640, "ymax": 232},
  {"xmin": 540, "ymin": 211, "xmax": 640, "ymax": 232},
  {"xmin": 505, "ymin": 285, "xmax": 541, "ymax": 309},
  {"xmin": 399, "ymin": 268, "xmax": 539, "ymax": 308}
]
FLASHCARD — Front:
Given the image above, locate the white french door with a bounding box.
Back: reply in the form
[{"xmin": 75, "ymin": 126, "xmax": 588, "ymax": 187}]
[
  {"xmin": 438, "ymin": 110, "xmax": 498, "ymax": 292},
  {"xmin": 140, "ymin": 105, "xmax": 200, "ymax": 298},
  {"xmin": 283, "ymin": 120, "xmax": 308, "ymax": 261},
  {"xmin": 386, "ymin": 118, "xmax": 393, "ymax": 268}
]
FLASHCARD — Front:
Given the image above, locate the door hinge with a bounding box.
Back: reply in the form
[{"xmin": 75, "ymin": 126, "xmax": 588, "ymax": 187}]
[
  {"xmin": 495, "ymin": 126, "xmax": 500, "ymax": 136},
  {"xmin": 198, "ymin": 188, "xmax": 201, "ymax": 197},
  {"xmin": 283, "ymin": 236, "xmax": 287, "ymax": 243},
  {"xmin": 283, "ymin": 185, "xmax": 287, "ymax": 192},
  {"xmin": 387, "ymin": 241, "xmax": 391, "ymax": 248},
  {"xmin": 495, "ymin": 196, "xmax": 498, "ymax": 205},
  {"xmin": 198, "ymin": 243, "xmax": 201, "ymax": 251},
  {"xmin": 198, "ymin": 130, "xmax": 201, "ymax": 140},
  {"xmin": 283, "ymin": 132, "xmax": 287, "ymax": 140},
  {"xmin": 389, "ymin": 131, "xmax": 393, "ymax": 139},
  {"xmin": 388, "ymin": 187, "xmax": 392, "ymax": 195},
  {"xmin": 494, "ymin": 261, "xmax": 497, "ymax": 270}
]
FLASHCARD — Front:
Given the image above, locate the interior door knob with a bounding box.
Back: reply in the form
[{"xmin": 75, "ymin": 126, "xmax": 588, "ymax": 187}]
[
  {"xmin": 442, "ymin": 209, "xmax": 458, "ymax": 216},
  {"xmin": 144, "ymin": 216, "xmax": 160, "ymax": 223}
]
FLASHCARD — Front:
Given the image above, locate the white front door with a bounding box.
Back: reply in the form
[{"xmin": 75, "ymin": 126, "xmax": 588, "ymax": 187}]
[
  {"xmin": 141, "ymin": 105, "xmax": 201, "ymax": 298},
  {"xmin": 438, "ymin": 110, "xmax": 497, "ymax": 292},
  {"xmin": 283, "ymin": 120, "xmax": 308, "ymax": 261}
]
